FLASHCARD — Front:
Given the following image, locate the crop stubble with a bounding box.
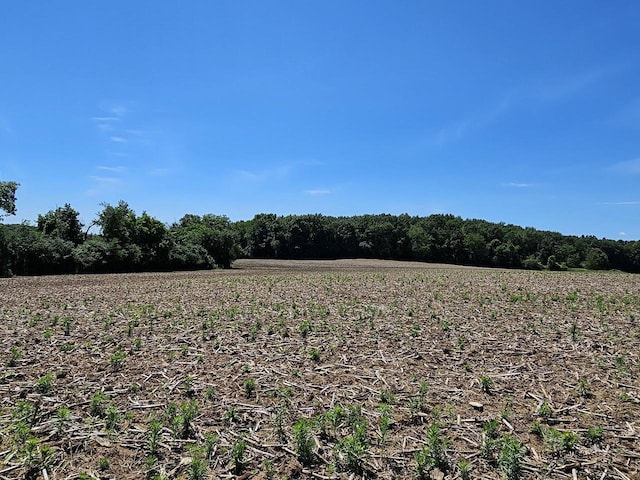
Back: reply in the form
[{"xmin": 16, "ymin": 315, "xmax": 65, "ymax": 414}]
[{"xmin": 1, "ymin": 259, "xmax": 639, "ymax": 479}]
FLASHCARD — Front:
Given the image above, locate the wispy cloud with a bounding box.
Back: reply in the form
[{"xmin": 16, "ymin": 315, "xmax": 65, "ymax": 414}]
[
  {"xmin": 86, "ymin": 168, "xmax": 127, "ymax": 196},
  {"xmin": 106, "ymin": 151, "xmax": 131, "ymax": 158},
  {"xmin": 97, "ymin": 102, "xmax": 129, "ymax": 118},
  {"xmin": 505, "ymin": 182, "xmax": 534, "ymax": 188},
  {"xmin": 91, "ymin": 116, "xmax": 120, "ymax": 122},
  {"xmin": 532, "ymin": 67, "xmax": 610, "ymax": 103},
  {"xmin": 97, "ymin": 165, "xmax": 126, "ymax": 173},
  {"xmin": 431, "ymin": 95, "xmax": 513, "ymax": 147},
  {"xmin": 600, "ymin": 201, "xmax": 640, "ymax": 205},
  {"xmin": 91, "ymin": 107, "xmax": 125, "ymax": 133},
  {"xmin": 89, "ymin": 175, "xmax": 120, "ymax": 184},
  {"xmin": 88, "ymin": 102, "xmax": 180, "ymax": 195},
  {"xmin": 90, "ymin": 102, "xmax": 187, "ymax": 194},
  {"xmin": 234, "ymin": 169, "xmax": 268, "ymax": 182},
  {"xmin": 91, "ymin": 102, "xmax": 155, "ymax": 175},
  {"xmin": 305, "ymin": 189, "xmax": 331, "ymax": 196},
  {"xmin": 609, "ymin": 158, "xmax": 640, "ymax": 174},
  {"xmin": 124, "ymin": 128, "xmax": 150, "ymax": 135},
  {"xmin": 110, "ymin": 105, "xmax": 128, "ymax": 117},
  {"xmin": 91, "ymin": 103, "xmax": 131, "ymax": 139},
  {"xmin": 430, "ymin": 65, "xmax": 615, "ymax": 147}
]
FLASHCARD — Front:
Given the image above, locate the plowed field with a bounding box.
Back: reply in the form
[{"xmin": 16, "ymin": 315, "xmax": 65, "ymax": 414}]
[{"xmin": 1, "ymin": 260, "xmax": 639, "ymax": 479}]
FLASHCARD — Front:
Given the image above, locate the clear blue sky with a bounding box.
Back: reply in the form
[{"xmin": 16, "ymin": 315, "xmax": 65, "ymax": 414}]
[{"xmin": 1, "ymin": 2, "xmax": 639, "ymax": 239}]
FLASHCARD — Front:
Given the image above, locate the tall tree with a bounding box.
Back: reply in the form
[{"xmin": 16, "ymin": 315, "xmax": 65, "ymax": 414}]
[
  {"xmin": 91, "ymin": 201, "xmax": 142, "ymax": 270},
  {"xmin": 37, "ymin": 204, "xmax": 84, "ymax": 244},
  {"xmin": 0, "ymin": 181, "xmax": 19, "ymax": 218},
  {"xmin": 171, "ymin": 214, "xmax": 239, "ymax": 268},
  {"xmin": 0, "ymin": 181, "xmax": 19, "ymax": 276},
  {"xmin": 134, "ymin": 212, "xmax": 170, "ymax": 268},
  {"xmin": 97, "ymin": 201, "xmax": 137, "ymax": 243}
]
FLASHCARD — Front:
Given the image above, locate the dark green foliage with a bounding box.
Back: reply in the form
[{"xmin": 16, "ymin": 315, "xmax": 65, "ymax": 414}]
[
  {"xmin": 0, "ymin": 181, "xmax": 19, "ymax": 218},
  {"xmin": 584, "ymin": 247, "xmax": 609, "ymax": 270},
  {"xmin": 520, "ymin": 255, "xmax": 545, "ymax": 270},
  {"xmin": 168, "ymin": 240, "xmax": 210, "ymax": 270},
  {"xmin": 97, "ymin": 200, "xmax": 137, "ymax": 244},
  {"xmin": 292, "ymin": 418, "xmax": 315, "ymax": 466},
  {"xmin": 1, "ymin": 223, "xmax": 75, "ymax": 275},
  {"xmin": 335, "ymin": 421, "xmax": 369, "ymax": 474},
  {"xmin": 170, "ymin": 401, "xmax": 199, "ymax": 439},
  {"xmin": 0, "ymin": 224, "xmax": 9, "ymax": 276},
  {"xmin": 134, "ymin": 212, "xmax": 170, "ymax": 268},
  {"xmin": 499, "ymin": 435, "xmax": 525, "ymax": 480},
  {"xmin": 3, "ymin": 192, "xmax": 640, "ymax": 276},
  {"xmin": 170, "ymin": 214, "xmax": 239, "ymax": 269},
  {"xmin": 71, "ymin": 236, "xmax": 122, "ymax": 273},
  {"xmin": 237, "ymin": 213, "xmax": 640, "ymax": 272},
  {"xmin": 414, "ymin": 422, "xmax": 450, "ymax": 477},
  {"xmin": 546, "ymin": 254, "xmax": 566, "ymax": 271},
  {"xmin": 231, "ymin": 439, "xmax": 247, "ymax": 474},
  {"xmin": 37, "ymin": 204, "xmax": 84, "ymax": 244}
]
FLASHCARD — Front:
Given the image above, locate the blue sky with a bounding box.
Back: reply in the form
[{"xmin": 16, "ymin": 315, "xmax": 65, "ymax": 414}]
[{"xmin": 1, "ymin": 2, "xmax": 639, "ymax": 239}]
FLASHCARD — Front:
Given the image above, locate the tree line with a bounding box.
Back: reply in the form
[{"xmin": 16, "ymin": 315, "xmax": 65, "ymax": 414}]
[
  {"xmin": 1, "ymin": 201, "xmax": 238, "ymax": 276},
  {"xmin": 1, "ymin": 182, "xmax": 639, "ymax": 276},
  {"xmin": 235, "ymin": 213, "xmax": 639, "ymax": 272}
]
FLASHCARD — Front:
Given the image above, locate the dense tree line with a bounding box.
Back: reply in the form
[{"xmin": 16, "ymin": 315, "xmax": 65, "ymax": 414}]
[
  {"xmin": 1, "ymin": 181, "xmax": 639, "ymax": 276},
  {"xmin": 236, "ymin": 213, "xmax": 640, "ymax": 273},
  {"xmin": 0, "ymin": 196, "xmax": 239, "ymax": 276}
]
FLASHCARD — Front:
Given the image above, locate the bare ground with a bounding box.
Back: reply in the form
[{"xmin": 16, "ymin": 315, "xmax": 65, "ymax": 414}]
[{"xmin": 1, "ymin": 260, "xmax": 639, "ymax": 479}]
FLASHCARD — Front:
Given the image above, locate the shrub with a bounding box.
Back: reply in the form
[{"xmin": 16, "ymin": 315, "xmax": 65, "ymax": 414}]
[
  {"xmin": 499, "ymin": 435, "xmax": 525, "ymax": 480},
  {"xmin": 414, "ymin": 422, "xmax": 449, "ymax": 477},
  {"xmin": 34, "ymin": 373, "xmax": 54, "ymax": 394},
  {"xmin": 231, "ymin": 439, "xmax": 247, "ymax": 474},
  {"xmin": 293, "ymin": 419, "xmax": 315, "ymax": 467},
  {"xmin": 335, "ymin": 422, "xmax": 369, "ymax": 475}
]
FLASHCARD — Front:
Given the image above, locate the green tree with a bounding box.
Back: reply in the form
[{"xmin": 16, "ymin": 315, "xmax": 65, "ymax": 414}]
[
  {"xmin": 584, "ymin": 247, "xmax": 609, "ymax": 270},
  {"xmin": 278, "ymin": 214, "xmax": 337, "ymax": 259},
  {"xmin": 463, "ymin": 232, "xmax": 489, "ymax": 265},
  {"xmin": 490, "ymin": 240, "xmax": 521, "ymax": 268},
  {"xmin": 170, "ymin": 214, "xmax": 239, "ymax": 269},
  {"xmin": 0, "ymin": 181, "xmax": 19, "ymax": 218},
  {"xmin": 408, "ymin": 224, "xmax": 431, "ymax": 260},
  {"xmin": 246, "ymin": 213, "xmax": 281, "ymax": 257},
  {"xmin": 2, "ymin": 223, "xmax": 74, "ymax": 275},
  {"xmin": 546, "ymin": 254, "xmax": 565, "ymax": 271},
  {"xmin": 72, "ymin": 237, "xmax": 119, "ymax": 273},
  {"xmin": 624, "ymin": 241, "xmax": 640, "ymax": 272},
  {"xmin": 0, "ymin": 181, "xmax": 17, "ymax": 275},
  {"xmin": 92, "ymin": 201, "xmax": 142, "ymax": 270},
  {"xmin": 97, "ymin": 201, "xmax": 137, "ymax": 244},
  {"xmin": 134, "ymin": 212, "xmax": 169, "ymax": 268},
  {"xmin": 37, "ymin": 204, "xmax": 84, "ymax": 244},
  {"xmin": 364, "ymin": 217, "xmax": 397, "ymax": 258},
  {"xmin": 0, "ymin": 225, "xmax": 8, "ymax": 276},
  {"xmin": 335, "ymin": 217, "xmax": 359, "ymax": 257}
]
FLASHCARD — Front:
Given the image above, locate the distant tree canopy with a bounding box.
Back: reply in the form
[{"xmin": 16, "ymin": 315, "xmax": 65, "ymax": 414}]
[
  {"xmin": 235, "ymin": 213, "xmax": 640, "ymax": 273},
  {"xmin": 1, "ymin": 189, "xmax": 639, "ymax": 277}
]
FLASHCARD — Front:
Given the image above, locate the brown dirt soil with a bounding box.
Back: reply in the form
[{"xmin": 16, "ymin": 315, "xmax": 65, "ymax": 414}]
[{"xmin": 1, "ymin": 259, "xmax": 639, "ymax": 479}]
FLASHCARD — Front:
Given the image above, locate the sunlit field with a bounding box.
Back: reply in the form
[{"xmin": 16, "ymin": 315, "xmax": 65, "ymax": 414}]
[{"xmin": 1, "ymin": 260, "xmax": 638, "ymax": 479}]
